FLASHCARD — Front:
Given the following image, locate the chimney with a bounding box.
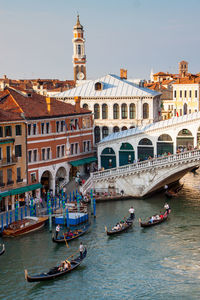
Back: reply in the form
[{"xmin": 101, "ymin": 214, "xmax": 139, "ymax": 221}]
[
  {"xmin": 74, "ymin": 96, "xmax": 81, "ymax": 113},
  {"xmin": 3, "ymin": 75, "xmax": 7, "ymax": 80},
  {"xmin": 120, "ymin": 69, "xmax": 127, "ymax": 80},
  {"xmin": 46, "ymin": 97, "xmax": 51, "ymax": 113}
]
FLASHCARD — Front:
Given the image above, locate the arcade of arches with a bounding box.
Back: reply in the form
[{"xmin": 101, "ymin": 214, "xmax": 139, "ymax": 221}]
[{"xmin": 100, "ymin": 128, "xmax": 199, "ymax": 169}]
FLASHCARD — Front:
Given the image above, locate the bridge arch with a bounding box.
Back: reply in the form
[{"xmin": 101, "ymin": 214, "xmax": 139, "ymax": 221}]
[
  {"xmin": 138, "ymin": 138, "xmax": 154, "ymax": 161},
  {"xmin": 101, "ymin": 147, "xmax": 116, "ymax": 169},
  {"xmin": 157, "ymin": 134, "xmax": 173, "ymax": 156},
  {"xmin": 119, "ymin": 142, "xmax": 135, "ymax": 166},
  {"xmin": 177, "ymin": 128, "xmax": 194, "ymax": 150},
  {"xmin": 55, "ymin": 167, "xmax": 67, "ymax": 195}
]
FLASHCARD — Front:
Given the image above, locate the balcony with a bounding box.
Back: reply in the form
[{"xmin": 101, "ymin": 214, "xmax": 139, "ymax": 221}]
[
  {"xmin": 7, "ymin": 180, "xmax": 14, "ymax": 186},
  {"xmin": 16, "ymin": 178, "xmax": 23, "ymax": 183},
  {"xmin": 0, "ymin": 156, "xmax": 18, "ymax": 167}
]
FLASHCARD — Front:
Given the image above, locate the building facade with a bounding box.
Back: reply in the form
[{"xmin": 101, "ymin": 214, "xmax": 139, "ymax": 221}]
[{"xmin": 53, "ymin": 74, "xmax": 161, "ymax": 143}]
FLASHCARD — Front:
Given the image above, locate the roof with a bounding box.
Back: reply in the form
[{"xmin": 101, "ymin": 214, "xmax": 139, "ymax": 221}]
[
  {"xmin": 54, "ymin": 74, "xmax": 160, "ymax": 98},
  {"xmin": 0, "ymin": 87, "xmax": 91, "ymax": 120},
  {"xmin": 173, "ymin": 77, "xmax": 200, "ymax": 85},
  {"xmin": 100, "ymin": 112, "xmax": 200, "ymax": 144}
]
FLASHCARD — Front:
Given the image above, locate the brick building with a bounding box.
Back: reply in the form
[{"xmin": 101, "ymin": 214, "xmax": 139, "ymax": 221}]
[{"xmin": 0, "ymin": 87, "xmax": 95, "ymax": 199}]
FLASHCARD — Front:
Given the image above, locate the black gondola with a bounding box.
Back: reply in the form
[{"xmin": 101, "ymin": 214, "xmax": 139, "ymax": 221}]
[
  {"xmin": 0, "ymin": 244, "xmax": 5, "ymax": 256},
  {"xmin": 139, "ymin": 211, "xmax": 170, "ymax": 228},
  {"xmin": 52, "ymin": 224, "xmax": 90, "ymax": 243},
  {"xmin": 24, "ymin": 248, "xmax": 87, "ymax": 282},
  {"xmin": 105, "ymin": 218, "xmax": 133, "ymax": 236}
]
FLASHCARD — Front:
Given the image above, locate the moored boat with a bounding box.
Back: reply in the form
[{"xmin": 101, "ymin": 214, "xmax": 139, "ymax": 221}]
[
  {"xmin": 3, "ymin": 216, "xmax": 48, "ymax": 237},
  {"xmin": 105, "ymin": 218, "xmax": 133, "ymax": 236},
  {"xmin": 52, "ymin": 223, "xmax": 90, "ymax": 243},
  {"xmin": 0, "ymin": 244, "xmax": 5, "ymax": 256},
  {"xmin": 24, "ymin": 248, "xmax": 87, "ymax": 282}
]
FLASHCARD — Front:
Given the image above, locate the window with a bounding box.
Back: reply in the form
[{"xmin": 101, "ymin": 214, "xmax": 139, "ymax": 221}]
[
  {"xmin": 189, "ymin": 90, "xmax": 192, "ymax": 98},
  {"xmin": 7, "ymin": 168, "xmax": 12, "ymax": 184},
  {"xmin": 31, "ymin": 173, "xmax": 36, "ymax": 183},
  {"xmin": 143, "ymin": 103, "xmax": 149, "ymax": 119},
  {"xmin": 180, "ymin": 90, "xmax": 182, "ymax": 98},
  {"xmin": 0, "ymin": 170, "xmax": 3, "ymax": 186},
  {"xmin": 174, "ymin": 90, "xmax": 176, "ymax": 98},
  {"xmin": 184, "ymin": 90, "xmax": 187, "ymax": 98},
  {"xmin": 33, "ymin": 149, "xmax": 37, "ymax": 162},
  {"xmin": 130, "ymin": 104, "xmax": 136, "ymax": 119},
  {"xmin": 83, "ymin": 104, "xmax": 88, "ymax": 109},
  {"xmin": 70, "ymin": 144, "xmax": 74, "ymax": 155},
  {"xmin": 180, "ymin": 109, "xmax": 182, "ymax": 116},
  {"xmin": 94, "ymin": 126, "xmax": 100, "ymax": 144},
  {"xmin": 87, "ymin": 141, "xmax": 91, "ymax": 151},
  {"xmin": 28, "ymin": 150, "xmax": 32, "ymax": 163},
  {"xmin": 61, "ymin": 145, "xmax": 65, "ymax": 157},
  {"xmin": 82, "ymin": 117, "xmax": 91, "ymax": 129},
  {"xmin": 57, "ymin": 146, "xmax": 60, "ymax": 158},
  {"xmin": 94, "ymin": 104, "xmax": 100, "ymax": 119},
  {"xmin": 77, "ymin": 44, "xmax": 81, "ymax": 55},
  {"xmin": 102, "ymin": 104, "xmax": 108, "ymax": 119},
  {"xmin": 61, "ymin": 121, "xmax": 65, "ymax": 132},
  {"xmin": 0, "ymin": 126, "xmax": 2, "ymax": 137},
  {"xmin": 28, "ymin": 124, "xmax": 31, "ymax": 135},
  {"xmin": 42, "ymin": 149, "xmax": 45, "ymax": 160},
  {"xmin": 174, "ymin": 109, "xmax": 176, "ymax": 116},
  {"xmin": 46, "ymin": 122, "xmax": 50, "ymax": 134},
  {"xmin": 102, "ymin": 126, "xmax": 109, "ymax": 139},
  {"xmin": 33, "ymin": 124, "xmax": 37, "ymax": 135},
  {"xmin": 41, "ymin": 123, "xmax": 45, "ymax": 134},
  {"xmin": 15, "ymin": 145, "xmax": 22, "ymax": 157},
  {"xmin": 47, "ymin": 148, "xmax": 50, "ymax": 160},
  {"xmin": 121, "ymin": 104, "xmax": 127, "ymax": 119},
  {"xmin": 75, "ymin": 119, "xmax": 79, "ymax": 130},
  {"xmin": 0, "ymin": 147, "xmax": 2, "ymax": 160},
  {"xmin": 15, "ymin": 125, "xmax": 22, "ymax": 136},
  {"xmin": 113, "ymin": 104, "xmax": 119, "ymax": 119},
  {"xmin": 189, "ymin": 109, "xmax": 191, "ymax": 114},
  {"xmin": 113, "ymin": 126, "xmax": 120, "ymax": 133},
  {"xmin": 83, "ymin": 141, "xmax": 87, "ymax": 152},
  {"xmin": 75, "ymin": 143, "xmax": 79, "ymax": 154},
  {"xmin": 5, "ymin": 126, "xmax": 12, "ymax": 137},
  {"xmin": 56, "ymin": 121, "xmax": 60, "ymax": 132},
  {"xmin": 17, "ymin": 167, "xmax": 21, "ymax": 182},
  {"xmin": 195, "ymin": 90, "xmax": 198, "ymax": 98}
]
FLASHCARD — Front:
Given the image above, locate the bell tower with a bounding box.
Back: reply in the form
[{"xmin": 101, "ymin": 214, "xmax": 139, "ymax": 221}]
[{"xmin": 72, "ymin": 15, "xmax": 86, "ymax": 82}]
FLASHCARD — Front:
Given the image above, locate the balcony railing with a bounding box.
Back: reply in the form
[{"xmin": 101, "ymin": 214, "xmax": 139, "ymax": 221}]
[{"xmin": 0, "ymin": 156, "xmax": 18, "ymax": 167}]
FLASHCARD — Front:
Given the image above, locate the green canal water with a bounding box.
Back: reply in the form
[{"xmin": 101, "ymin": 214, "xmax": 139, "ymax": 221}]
[{"xmin": 1, "ymin": 171, "xmax": 200, "ymax": 299}]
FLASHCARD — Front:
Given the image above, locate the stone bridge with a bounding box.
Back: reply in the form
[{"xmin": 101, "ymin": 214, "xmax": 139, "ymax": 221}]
[{"xmin": 81, "ymin": 150, "xmax": 200, "ymax": 197}]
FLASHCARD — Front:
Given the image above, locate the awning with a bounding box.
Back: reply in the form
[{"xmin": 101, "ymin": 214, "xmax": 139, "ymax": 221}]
[
  {"xmin": 70, "ymin": 156, "xmax": 97, "ymax": 167},
  {"xmin": 0, "ymin": 183, "xmax": 42, "ymax": 199},
  {"xmin": 0, "ymin": 139, "xmax": 15, "ymax": 145}
]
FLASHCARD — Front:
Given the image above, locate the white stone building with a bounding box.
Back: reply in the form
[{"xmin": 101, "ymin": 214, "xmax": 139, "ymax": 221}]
[{"xmin": 52, "ymin": 74, "xmax": 161, "ymax": 143}]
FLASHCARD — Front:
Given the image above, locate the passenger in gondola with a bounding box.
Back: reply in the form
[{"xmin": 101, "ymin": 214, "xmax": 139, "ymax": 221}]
[
  {"xmin": 129, "ymin": 206, "xmax": 135, "ymax": 220},
  {"xmin": 159, "ymin": 212, "xmax": 164, "ymax": 219},
  {"xmin": 149, "ymin": 216, "xmax": 155, "ymax": 223}
]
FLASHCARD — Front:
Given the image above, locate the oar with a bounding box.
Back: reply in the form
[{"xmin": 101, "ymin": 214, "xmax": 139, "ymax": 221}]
[
  {"xmin": 65, "ymin": 249, "xmax": 79, "ymax": 261},
  {"xmin": 64, "ymin": 235, "xmax": 69, "ymax": 248}
]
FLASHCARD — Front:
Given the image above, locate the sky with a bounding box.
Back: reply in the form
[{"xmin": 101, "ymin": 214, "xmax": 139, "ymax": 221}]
[{"xmin": 0, "ymin": 0, "xmax": 200, "ymax": 81}]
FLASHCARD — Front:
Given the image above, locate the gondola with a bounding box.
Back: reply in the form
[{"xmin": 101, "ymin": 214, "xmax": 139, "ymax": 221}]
[
  {"xmin": 24, "ymin": 248, "xmax": 87, "ymax": 282},
  {"xmin": 105, "ymin": 218, "xmax": 133, "ymax": 236},
  {"xmin": 52, "ymin": 223, "xmax": 90, "ymax": 243},
  {"xmin": 139, "ymin": 211, "xmax": 170, "ymax": 228},
  {"xmin": 0, "ymin": 244, "xmax": 5, "ymax": 256},
  {"xmin": 165, "ymin": 184, "xmax": 183, "ymax": 199}
]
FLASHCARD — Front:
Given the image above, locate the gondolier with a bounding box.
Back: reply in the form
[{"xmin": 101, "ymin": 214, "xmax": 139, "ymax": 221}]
[
  {"xmin": 129, "ymin": 206, "xmax": 135, "ymax": 220},
  {"xmin": 56, "ymin": 225, "xmax": 60, "ymax": 239},
  {"xmin": 164, "ymin": 203, "xmax": 170, "ymax": 214},
  {"xmin": 79, "ymin": 242, "xmax": 84, "ymax": 259}
]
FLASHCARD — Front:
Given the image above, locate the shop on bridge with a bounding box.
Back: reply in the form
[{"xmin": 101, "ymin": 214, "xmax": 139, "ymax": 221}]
[
  {"xmin": 138, "ymin": 138, "xmax": 154, "ymax": 161},
  {"xmin": 119, "ymin": 143, "xmax": 135, "ymax": 166},
  {"xmin": 100, "ymin": 147, "xmax": 116, "ymax": 170},
  {"xmin": 176, "ymin": 129, "xmax": 194, "ymax": 151},
  {"xmin": 157, "ymin": 134, "xmax": 173, "ymax": 156}
]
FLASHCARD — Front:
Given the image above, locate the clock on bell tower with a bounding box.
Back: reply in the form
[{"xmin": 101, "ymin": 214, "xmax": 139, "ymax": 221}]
[{"xmin": 72, "ymin": 15, "xmax": 86, "ymax": 82}]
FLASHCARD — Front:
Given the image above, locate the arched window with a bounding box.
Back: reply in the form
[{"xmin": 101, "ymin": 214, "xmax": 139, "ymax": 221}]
[
  {"xmin": 113, "ymin": 104, "xmax": 119, "ymax": 119},
  {"xmin": 83, "ymin": 103, "xmax": 88, "ymax": 109},
  {"xmin": 77, "ymin": 44, "xmax": 81, "ymax": 55},
  {"xmin": 94, "ymin": 104, "xmax": 100, "ymax": 119},
  {"xmin": 158, "ymin": 134, "xmax": 172, "ymax": 141},
  {"xmin": 143, "ymin": 103, "xmax": 149, "ymax": 119},
  {"xmin": 130, "ymin": 103, "xmax": 136, "ymax": 119},
  {"xmin": 102, "ymin": 104, "xmax": 108, "ymax": 119},
  {"xmin": 94, "ymin": 126, "xmax": 100, "ymax": 144},
  {"xmin": 183, "ymin": 103, "xmax": 187, "ymax": 115},
  {"xmin": 113, "ymin": 126, "xmax": 120, "ymax": 133},
  {"xmin": 122, "ymin": 126, "xmax": 127, "ymax": 131},
  {"xmin": 139, "ymin": 138, "xmax": 152, "ymax": 145},
  {"xmin": 121, "ymin": 103, "xmax": 127, "ymax": 119},
  {"xmin": 102, "ymin": 126, "xmax": 109, "ymax": 138},
  {"xmin": 95, "ymin": 82, "xmax": 103, "ymax": 91}
]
